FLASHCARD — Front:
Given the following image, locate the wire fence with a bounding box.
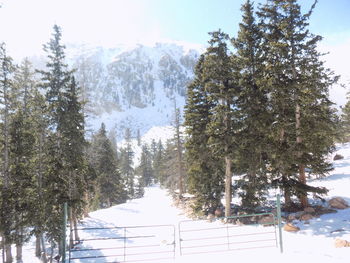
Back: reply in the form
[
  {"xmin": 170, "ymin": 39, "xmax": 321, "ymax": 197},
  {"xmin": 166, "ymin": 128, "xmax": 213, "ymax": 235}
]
[
  {"xmin": 178, "ymin": 213, "xmax": 278, "ymax": 256},
  {"xmin": 69, "ymin": 224, "xmax": 176, "ymax": 263}
]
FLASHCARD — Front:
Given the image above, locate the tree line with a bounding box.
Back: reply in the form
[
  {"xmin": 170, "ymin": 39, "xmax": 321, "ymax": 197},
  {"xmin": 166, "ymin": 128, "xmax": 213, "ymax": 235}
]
[
  {"xmin": 182, "ymin": 0, "xmax": 341, "ymax": 218},
  {"xmin": 0, "ymin": 25, "xmax": 161, "ymax": 263}
]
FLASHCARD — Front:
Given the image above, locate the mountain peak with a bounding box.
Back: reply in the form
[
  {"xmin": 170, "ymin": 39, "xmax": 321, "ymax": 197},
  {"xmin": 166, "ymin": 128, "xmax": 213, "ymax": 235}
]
[{"xmin": 69, "ymin": 42, "xmax": 200, "ymax": 139}]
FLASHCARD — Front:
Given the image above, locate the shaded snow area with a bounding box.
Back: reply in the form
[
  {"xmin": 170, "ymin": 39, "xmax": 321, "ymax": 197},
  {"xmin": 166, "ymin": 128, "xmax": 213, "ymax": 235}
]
[{"xmin": 6, "ymin": 143, "xmax": 350, "ymax": 263}]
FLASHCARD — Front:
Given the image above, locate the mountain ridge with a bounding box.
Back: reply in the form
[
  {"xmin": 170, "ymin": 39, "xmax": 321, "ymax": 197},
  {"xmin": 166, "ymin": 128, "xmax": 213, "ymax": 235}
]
[{"xmin": 66, "ymin": 42, "xmax": 201, "ymax": 139}]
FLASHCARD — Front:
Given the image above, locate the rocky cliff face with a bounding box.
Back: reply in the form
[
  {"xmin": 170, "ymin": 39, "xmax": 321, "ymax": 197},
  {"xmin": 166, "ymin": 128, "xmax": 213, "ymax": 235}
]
[{"xmin": 67, "ymin": 43, "xmax": 200, "ymax": 138}]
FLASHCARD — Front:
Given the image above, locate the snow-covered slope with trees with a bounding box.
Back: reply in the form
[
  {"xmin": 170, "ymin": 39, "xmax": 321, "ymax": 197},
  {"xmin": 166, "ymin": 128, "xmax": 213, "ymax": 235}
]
[
  {"xmin": 65, "ymin": 43, "xmax": 201, "ymax": 139},
  {"xmin": 15, "ymin": 143, "xmax": 350, "ymax": 263}
]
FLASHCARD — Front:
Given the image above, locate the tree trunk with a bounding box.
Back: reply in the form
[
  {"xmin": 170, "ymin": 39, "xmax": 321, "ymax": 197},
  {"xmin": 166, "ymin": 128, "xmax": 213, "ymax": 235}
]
[
  {"xmin": 16, "ymin": 243, "xmax": 22, "ymax": 262},
  {"xmin": 296, "ymin": 103, "xmax": 308, "ymax": 208},
  {"xmin": 2, "ymin": 48, "xmax": 12, "ymax": 263},
  {"xmin": 299, "ymin": 164, "xmax": 308, "ymax": 207},
  {"xmin": 58, "ymin": 241, "xmax": 62, "ymax": 261},
  {"xmin": 2, "ymin": 238, "xmax": 4, "ymax": 263},
  {"xmin": 5, "ymin": 243, "xmax": 12, "ymax": 263},
  {"xmin": 49, "ymin": 244, "xmax": 54, "ymax": 263},
  {"xmin": 35, "ymin": 234, "xmax": 41, "ymax": 257},
  {"xmin": 73, "ymin": 210, "xmax": 80, "ymax": 244},
  {"xmin": 83, "ymin": 192, "xmax": 89, "ymax": 217},
  {"xmin": 224, "ymin": 156, "xmax": 232, "ymax": 217},
  {"xmin": 69, "ymin": 209, "xmax": 74, "ymax": 249},
  {"xmin": 40, "ymin": 234, "xmax": 47, "ymax": 263},
  {"xmin": 174, "ymin": 105, "xmax": 184, "ymax": 198},
  {"xmin": 15, "ymin": 227, "xmax": 23, "ymax": 262},
  {"xmin": 284, "ymin": 189, "xmax": 292, "ymax": 208},
  {"xmin": 279, "ymin": 127, "xmax": 293, "ymax": 208}
]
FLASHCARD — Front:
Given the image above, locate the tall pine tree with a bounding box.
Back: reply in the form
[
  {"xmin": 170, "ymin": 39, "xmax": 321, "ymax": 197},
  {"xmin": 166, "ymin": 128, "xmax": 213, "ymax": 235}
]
[
  {"xmin": 0, "ymin": 43, "xmax": 16, "ymax": 262},
  {"xmin": 203, "ymin": 30, "xmax": 240, "ymax": 217},
  {"xmin": 119, "ymin": 128, "xmax": 135, "ymax": 199},
  {"xmin": 185, "ymin": 54, "xmax": 224, "ymax": 214},
  {"xmin": 232, "ymin": 0, "xmax": 271, "ymax": 209},
  {"xmin": 258, "ymin": 0, "xmax": 336, "ymax": 208},
  {"xmin": 89, "ymin": 123, "xmax": 126, "ymax": 207},
  {"xmin": 38, "ymin": 24, "xmax": 88, "ymax": 245}
]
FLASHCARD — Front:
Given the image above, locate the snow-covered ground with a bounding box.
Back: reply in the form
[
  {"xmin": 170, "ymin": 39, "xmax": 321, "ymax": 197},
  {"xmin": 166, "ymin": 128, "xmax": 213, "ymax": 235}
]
[{"xmin": 6, "ymin": 143, "xmax": 350, "ymax": 263}]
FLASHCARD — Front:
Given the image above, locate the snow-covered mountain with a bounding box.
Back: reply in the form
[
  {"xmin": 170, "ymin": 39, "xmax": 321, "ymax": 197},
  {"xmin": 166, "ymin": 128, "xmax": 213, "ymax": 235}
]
[{"xmin": 66, "ymin": 42, "xmax": 202, "ymax": 139}]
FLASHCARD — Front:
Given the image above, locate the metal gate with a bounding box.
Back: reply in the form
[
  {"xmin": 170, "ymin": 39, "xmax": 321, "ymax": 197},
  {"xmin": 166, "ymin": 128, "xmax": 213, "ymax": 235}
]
[
  {"xmin": 178, "ymin": 212, "xmax": 280, "ymax": 256},
  {"xmin": 69, "ymin": 224, "xmax": 176, "ymax": 262}
]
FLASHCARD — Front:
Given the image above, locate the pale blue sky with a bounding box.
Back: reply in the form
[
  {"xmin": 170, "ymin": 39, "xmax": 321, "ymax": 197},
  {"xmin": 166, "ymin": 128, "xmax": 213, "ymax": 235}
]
[
  {"xmin": 144, "ymin": 0, "xmax": 350, "ymax": 45},
  {"xmin": 0, "ymin": 0, "xmax": 349, "ymax": 104},
  {"xmin": 1, "ymin": 0, "xmax": 349, "ymax": 54}
]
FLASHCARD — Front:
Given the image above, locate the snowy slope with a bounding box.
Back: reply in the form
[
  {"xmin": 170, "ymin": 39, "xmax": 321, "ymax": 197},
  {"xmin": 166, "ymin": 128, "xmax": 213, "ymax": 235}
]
[
  {"xmin": 6, "ymin": 143, "xmax": 350, "ymax": 263},
  {"xmin": 66, "ymin": 42, "xmax": 200, "ymax": 140}
]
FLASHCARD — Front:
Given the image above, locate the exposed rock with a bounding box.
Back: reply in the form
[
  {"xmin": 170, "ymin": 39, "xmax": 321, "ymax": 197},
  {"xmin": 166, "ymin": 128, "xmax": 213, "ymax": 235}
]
[
  {"xmin": 333, "ymin": 154, "xmax": 344, "ymax": 161},
  {"xmin": 304, "ymin": 207, "xmax": 316, "ymax": 213},
  {"xmin": 236, "ymin": 217, "xmax": 254, "ymax": 225},
  {"xmin": 331, "ymin": 228, "xmax": 345, "ymax": 234},
  {"xmin": 328, "ymin": 197, "xmax": 349, "ymax": 209},
  {"xmin": 335, "ymin": 238, "xmax": 350, "ymax": 248},
  {"xmin": 258, "ymin": 215, "xmax": 275, "ymax": 225},
  {"xmin": 300, "ymin": 213, "xmax": 313, "ymax": 221},
  {"xmin": 313, "ymin": 206, "xmax": 337, "ymax": 216},
  {"xmin": 214, "ymin": 208, "xmax": 223, "ymax": 218},
  {"xmin": 286, "ymin": 205, "xmax": 336, "ymax": 222},
  {"xmin": 295, "ymin": 211, "xmax": 305, "ymax": 218},
  {"xmin": 284, "ymin": 223, "xmax": 300, "ymax": 232}
]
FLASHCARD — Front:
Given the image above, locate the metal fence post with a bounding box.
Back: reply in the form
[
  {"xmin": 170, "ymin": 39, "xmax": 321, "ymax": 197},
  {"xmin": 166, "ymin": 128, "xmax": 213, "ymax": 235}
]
[
  {"xmin": 276, "ymin": 194, "xmax": 283, "ymax": 253},
  {"xmin": 123, "ymin": 227, "xmax": 126, "ymax": 262}
]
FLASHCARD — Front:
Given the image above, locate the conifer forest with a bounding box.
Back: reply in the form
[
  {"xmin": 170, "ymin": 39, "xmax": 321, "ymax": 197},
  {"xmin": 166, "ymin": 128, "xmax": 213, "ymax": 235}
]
[{"xmin": 0, "ymin": 0, "xmax": 349, "ymax": 262}]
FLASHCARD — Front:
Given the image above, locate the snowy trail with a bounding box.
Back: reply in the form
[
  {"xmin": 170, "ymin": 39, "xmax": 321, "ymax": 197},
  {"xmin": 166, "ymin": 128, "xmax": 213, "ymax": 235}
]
[
  {"xmin": 84, "ymin": 186, "xmax": 188, "ymax": 228},
  {"xmin": 75, "ymin": 184, "xmax": 350, "ymax": 263},
  {"xmin": 9, "ymin": 143, "xmax": 350, "ymax": 262},
  {"xmin": 72, "ymin": 186, "xmax": 189, "ymax": 262},
  {"xmin": 76, "ymin": 156, "xmax": 350, "ymax": 263}
]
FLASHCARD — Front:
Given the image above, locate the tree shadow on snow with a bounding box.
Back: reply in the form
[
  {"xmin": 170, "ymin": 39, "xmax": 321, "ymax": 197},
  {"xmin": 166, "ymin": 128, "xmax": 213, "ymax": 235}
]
[
  {"xmin": 295, "ymin": 207, "xmax": 350, "ymax": 239},
  {"xmin": 69, "ymin": 217, "xmax": 135, "ymax": 263}
]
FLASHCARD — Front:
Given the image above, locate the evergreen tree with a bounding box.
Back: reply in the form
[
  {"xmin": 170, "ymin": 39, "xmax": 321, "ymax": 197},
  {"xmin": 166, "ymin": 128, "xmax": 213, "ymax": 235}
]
[
  {"xmin": 0, "ymin": 43, "xmax": 16, "ymax": 262},
  {"xmin": 153, "ymin": 139, "xmax": 165, "ymax": 184},
  {"xmin": 341, "ymin": 94, "xmax": 350, "ymax": 142},
  {"xmin": 8, "ymin": 110, "xmax": 36, "ymax": 260},
  {"xmin": 173, "ymin": 105, "xmax": 186, "ymax": 198},
  {"xmin": 60, "ymin": 76, "xmax": 88, "ymax": 244},
  {"xmin": 29, "ymin": 83, "xmax": 50, "ymax": 261},
  {"xmin": 158, "ymin": 140, "xmax": 178, "ymax": 191},
  {"xmin": 119, "ymin": 128, "xmax": 135, "ymax": 199},
  {"xmin": 37, "ymin": 24, "xmax": 89, "ymax": 246},
  {"xmin": 137, "ymin": 129, "xmax": 141, "ymax": 146},
  {"xmin": 37, "ymin": 25, "xmax": 72, "ymax": 245},
  {"xmin": 8, "ymin": 59, "xmax": 40, "ymax": 261},
  {"xmin": 108, "ymin": 127, "xmax": 118, "ymax": 159},
  {"xmin": 13, "ymin": 58, "xmax": 37, "ymax": 112},
  {"xmin": 89, "ymin": 123, "xmax": 126, "ymax": 207},
  {"xmin": 232, "ymin": 0, "xmax": 270, "ymax": 209},
  {"xmin": 258, "ymin": 0, "xmax": 336, "ymax": 208},
  {"xmin": 203, "ymin": 30, "xmax": 240, "ymax": 217},
  {"xmin": 150, "ymin": 139, "xmax": 157, "ymax": 160},
  {"xmin": 185, "ymin": 55, "xmax": 224, "ymax": 214},
  {"xmin": 38, "ymin": 25, "xmax": 73, "ymax": 130},
  {"xmin": 136, "ymin": 144, "xmax": 154, "ymax": 188}
]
